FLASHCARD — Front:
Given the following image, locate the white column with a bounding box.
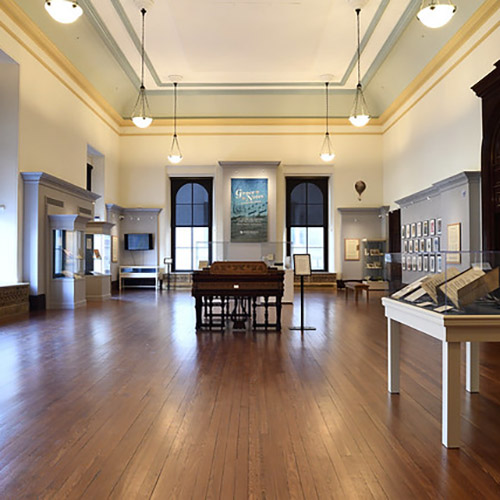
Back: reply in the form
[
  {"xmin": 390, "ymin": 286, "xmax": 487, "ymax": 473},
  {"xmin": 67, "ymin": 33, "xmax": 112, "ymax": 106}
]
[
  {"xmin": 442, "ymin": 341, "xmax": 461, "ymax": 448},
  {"xmin": 388, "ymin": 318, "xmax": 400, "ymax": 393},
  {"xmin": 466, "ymin": 342, "xmax": 479, "ymax": 393}
]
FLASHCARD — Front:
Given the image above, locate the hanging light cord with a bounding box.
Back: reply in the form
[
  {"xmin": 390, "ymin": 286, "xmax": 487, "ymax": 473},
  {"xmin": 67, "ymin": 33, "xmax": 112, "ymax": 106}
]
[
  {"xmin": 173, "ymin": 82, "xmax": 178, "ymax": 137},
  {"xmin": 140, "ymin": 8, "xmax": 146, "ymax": 88},
  {"xmin": 325, "ymin": 82, "xmax": 329, "ymax": 134},
  {"xmin": 356, "ymin": 8, "xmax": 361, "ymax": 86}
]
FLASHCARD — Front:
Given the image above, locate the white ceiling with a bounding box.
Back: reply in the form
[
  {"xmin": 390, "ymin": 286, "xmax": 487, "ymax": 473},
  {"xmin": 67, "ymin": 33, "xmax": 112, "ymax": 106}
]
[{"xmin": 9, "ymin": 0, "xmax": 488, "ymax": 118}]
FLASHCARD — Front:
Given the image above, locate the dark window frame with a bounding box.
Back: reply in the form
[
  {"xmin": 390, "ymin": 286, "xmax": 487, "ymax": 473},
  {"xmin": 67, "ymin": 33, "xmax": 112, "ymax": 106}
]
[
  {"xmin": 286, "ymin": 177, "xmax": 329, "ymax": 272},
  {"xmin": 171, "ymin": 178, "xmax": 213, "ymax": 272}
]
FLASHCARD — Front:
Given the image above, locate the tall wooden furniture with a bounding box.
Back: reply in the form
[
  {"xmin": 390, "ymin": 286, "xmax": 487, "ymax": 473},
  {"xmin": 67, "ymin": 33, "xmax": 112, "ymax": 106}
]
[
  {"xmin": 192, "ymin": 261, "xmax": 284, "ymax": 331},
  {"xmin": 472, "ymin": 60, "xmax": 500, "ymax": 251}
]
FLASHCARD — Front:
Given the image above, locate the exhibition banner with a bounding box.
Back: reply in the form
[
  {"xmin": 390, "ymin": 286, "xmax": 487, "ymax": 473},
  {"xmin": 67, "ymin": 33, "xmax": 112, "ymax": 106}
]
[{"xmin": 231, "ymin": 178, "xmax": 268, "ymax": 242}]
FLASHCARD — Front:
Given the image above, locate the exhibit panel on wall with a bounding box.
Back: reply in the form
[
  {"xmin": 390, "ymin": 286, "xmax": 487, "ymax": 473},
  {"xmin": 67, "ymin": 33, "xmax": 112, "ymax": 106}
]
[{"xmin": 231, "ymin": 178, "xmax": 268, "ymax": 242}]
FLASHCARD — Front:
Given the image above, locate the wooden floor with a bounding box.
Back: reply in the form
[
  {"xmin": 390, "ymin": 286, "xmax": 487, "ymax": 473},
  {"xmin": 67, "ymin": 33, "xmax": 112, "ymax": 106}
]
[{"xmin": 1, "ymin": 289, "xmax": 500, "ymax": 499}]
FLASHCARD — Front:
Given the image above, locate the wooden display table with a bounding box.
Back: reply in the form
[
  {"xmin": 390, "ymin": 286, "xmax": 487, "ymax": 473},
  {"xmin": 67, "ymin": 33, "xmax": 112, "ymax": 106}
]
[
  {"xmin": 382, "ymin": 297, "xmax": 500, "ymax": 448},
  {"xmin": 345, "ymin": 282, "xmax": 369, "ymax": 302}
]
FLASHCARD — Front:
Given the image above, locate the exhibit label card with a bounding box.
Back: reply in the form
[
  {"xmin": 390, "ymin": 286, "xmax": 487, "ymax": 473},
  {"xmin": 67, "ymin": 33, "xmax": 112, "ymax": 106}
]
[{"xmin": 231, "ymin": 178, "xmax": 268, "ymax": 242}]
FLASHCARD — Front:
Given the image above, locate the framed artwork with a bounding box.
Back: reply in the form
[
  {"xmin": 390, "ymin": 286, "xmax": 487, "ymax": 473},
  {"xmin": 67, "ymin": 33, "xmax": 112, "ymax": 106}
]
[
  {"xmin": 344, "ymin": 238, "xmax": 360, "ymax": 261},
  {"xmin": 294, "ymin": 254, "xmax": 312, "ymax": 276},
  {"xmin": 430, "ymin": 255, "xmax": 436, "ymax": 273},
  {"xmin": 407, "ymin": 255, "xmax": 412, "ymax": 270},
  {"xmin": 406, "ymin": 225, "xmax": 410, "ymax": 239},
  {"xmin": 402, "ymin": 258, "xmax": 406, "ymax": 271},
  {"xmin": 412, "ymin": 255, "xmax": 417, "ymax": 271},
  {"xmin": 437, "ymin": 218, "xmax": 442, "ymax": 234},
  {"xmin": 417, "ymin": 221, "xmax": 422, "ymax": 237},
  {"xmin": 423, "ymin": 255, "xmax": 429, "ymax": 272},
  {"xmin": 111, "ymin": 235, "xmax": 118, "ymax": 263},
  {"xmin": 426, "ymin": 238, "xmax": 432, "ymax": 253},
  {"xmin": 409, "ymin": 240, "xmax": 413, "ymax": 253},
  {"xmin": 402, "ymin": 225, "xmax": 406, "ymax": 238},
  {"xmin": 417, "ymin": 255, "xmax": 423, "ymax": 272},
  {"xmin": 419, "ymin": 239, "xmax": 425, "ymax": 252},
  {"xmin": 231, "ymin": 178, "xmax": 268, "ymax": 242},
  {"xmin": 403, "ymin": 240, "xmax": 408, "ymax": 253},
  {"xmin": 433, "ymin": 237, "xmax": 440, "ymax": 252},
  {"xmin": 411, "ymin": 223, "xmax": 416, "ymax": 238},
  {"xmin": 423, "ymin": 220, "xmax": 429, "ymax": 237},
  {"xmin": 447, "ymin": 223, "xmax": 461, "ymax": 263},
  {"xmin": 430, "ymin": 218, "xmax": 436, "ymax": 236},
  {"xmin": 437, "ymin": 254, "xmax": 442, "ymax": 272}
]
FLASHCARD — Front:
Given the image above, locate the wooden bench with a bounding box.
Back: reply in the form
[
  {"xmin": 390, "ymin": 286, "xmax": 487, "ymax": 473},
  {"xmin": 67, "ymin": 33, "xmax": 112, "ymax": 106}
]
[{"xmin": 345, "ymin": 282, "xmax": 369, "ymax": 302}]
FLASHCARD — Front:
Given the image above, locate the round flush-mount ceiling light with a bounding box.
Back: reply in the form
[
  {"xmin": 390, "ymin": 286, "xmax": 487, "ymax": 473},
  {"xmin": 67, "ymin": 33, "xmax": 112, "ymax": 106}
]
[{"xmin": 45, "ymin": 0, "xmax": 83, "ymax": 24}]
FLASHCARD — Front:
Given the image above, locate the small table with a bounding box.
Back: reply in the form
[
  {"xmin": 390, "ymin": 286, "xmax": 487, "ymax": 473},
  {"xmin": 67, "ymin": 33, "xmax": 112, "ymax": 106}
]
[
  {"xmin": 345, "ymin": 283, "xmax": 369, "ymax": 302},
  {"xmin": 382, "ymin": 297, "xmax": 500, "ymax": 448}
]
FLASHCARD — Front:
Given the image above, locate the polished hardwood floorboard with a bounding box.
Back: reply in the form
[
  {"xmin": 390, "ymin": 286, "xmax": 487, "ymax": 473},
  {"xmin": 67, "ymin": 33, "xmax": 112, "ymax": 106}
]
[{"xmin": 1, "ymin": 289, "xmax": 500, "ymax": 499}]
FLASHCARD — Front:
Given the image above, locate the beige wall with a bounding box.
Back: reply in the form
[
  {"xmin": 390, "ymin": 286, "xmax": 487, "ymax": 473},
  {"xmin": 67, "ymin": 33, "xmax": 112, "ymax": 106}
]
[
  {"xmin": 119, "ymin": 128, "xmax": 383, "ymax": 272},
  {"xmin": 382, "ymin": 12, "xmax": 500, "ymax": 208}
]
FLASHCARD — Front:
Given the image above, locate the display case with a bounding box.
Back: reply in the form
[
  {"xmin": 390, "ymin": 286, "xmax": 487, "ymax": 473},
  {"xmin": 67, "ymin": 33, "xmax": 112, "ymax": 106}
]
[
  {"xmin": 386, "ymin": 251, "xmax": 500, "ymax": 315},
  {"xmin": 85, "ymin": 221, "xmax": 114, "ymax": 301},
  {"xmin": 48, "ymin": 215, "xmax": 89, "ymax": 309},
  {"xmin": 361, "ymin": 239, "xmax": 387, "ymax": 286}
]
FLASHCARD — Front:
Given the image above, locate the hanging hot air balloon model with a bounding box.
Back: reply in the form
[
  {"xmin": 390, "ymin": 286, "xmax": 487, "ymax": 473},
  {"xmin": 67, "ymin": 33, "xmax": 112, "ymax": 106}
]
[{"xmin": 355, "ymin": 180, "xmax": 366, "ymax": 201}]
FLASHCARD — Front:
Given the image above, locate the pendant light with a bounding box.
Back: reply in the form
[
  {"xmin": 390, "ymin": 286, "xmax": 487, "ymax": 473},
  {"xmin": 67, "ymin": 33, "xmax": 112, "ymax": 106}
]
[
  {"xmin": 131, "ymin": 8, "xmax": 153, "ymax": 129},
  {"xmin": 320, "ymin": 82, "xmax": 335, "ymax": 162},
  {"xmin": 45, "ymin": 0, "xmax": 83, "ymax": 24},
  {"xmin": 349, "ymin": 8, "xmax": 370, "ymax": 128},
  {"xmin": 168, "ymin": 81, "xmax": 183, "ymax": 164},
  {"xmin": 417, "ymin": 0, "xmax": 456, "ymax": 29}
]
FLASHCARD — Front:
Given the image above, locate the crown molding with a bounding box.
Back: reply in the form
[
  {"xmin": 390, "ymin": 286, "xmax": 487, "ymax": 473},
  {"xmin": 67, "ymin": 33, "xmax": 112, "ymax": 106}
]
[
  {"xmin": 380, "ymin": 0, "xmax": 500, "ymax": 129},
  {"xmin": 1, "ymin": 0, "xmax": 122, "ymax": 131}
]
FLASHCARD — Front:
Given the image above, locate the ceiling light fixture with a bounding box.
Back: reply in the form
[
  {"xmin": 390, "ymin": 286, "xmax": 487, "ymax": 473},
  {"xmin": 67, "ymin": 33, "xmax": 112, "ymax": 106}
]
[
  {"xmin": 320, "ymin": 82, "xmax": 335, "ymax": 162},
  {"xmin": 131, "ymin": 8, "xmax": 153, "ymax": 129},
  {"xmin": 44, "ymin": 0, "xmax": 83, "ymax": 24},
  {"xmin": 349, "ymin": 8, "xmax": 370, "ymax": 128},
  {"xmin": 168, "ymin": 80, "xmax": 182, "ymax": 164},
  {"xmin": 417, "ymin": 0, "xmax": 456, "ymax": 29}
]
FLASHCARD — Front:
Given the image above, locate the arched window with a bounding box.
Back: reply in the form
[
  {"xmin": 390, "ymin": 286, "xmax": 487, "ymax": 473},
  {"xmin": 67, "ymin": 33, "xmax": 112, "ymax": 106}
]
[
  {"xmin": 171, "ymin": 178, "xmax": 213, "ymax": 271},
  {"xmin": 286, "ymin": 178, "xmax": 328, "ymax": 271}
]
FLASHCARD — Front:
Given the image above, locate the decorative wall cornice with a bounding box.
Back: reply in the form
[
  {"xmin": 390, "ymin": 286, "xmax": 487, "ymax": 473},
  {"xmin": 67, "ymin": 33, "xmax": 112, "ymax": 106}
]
[{"xmin": 21, "ymin": 172, "xmax": 101, "ymax": 202}]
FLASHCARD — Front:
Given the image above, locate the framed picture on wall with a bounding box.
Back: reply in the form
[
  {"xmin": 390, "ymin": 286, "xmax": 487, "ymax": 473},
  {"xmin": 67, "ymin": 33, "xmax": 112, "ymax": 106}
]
[
  {"xmin": 417, "ymin": 221, "xmax": 422, "ymax": 237},
  {"xmin": 433, "ymin": 237, "xmax": 440, "ymax": 252},
  {"xmin": 407, "ymin": 255, "xmax": 412, "ymax": 270},
  {"xmin": 447, "ymin": 223, "xmax": 461, "ymax": 263},
  {"xmin": 426, "ymin": 238, "xmax": 432, "ymax": 253},
  {"xmin": 430, "ymin": 219, "xmax": 436, "ymax": 236},
  {"xmin": 417, "ymin": 255, "xmax": 423, "ymax": 272},
  {"xmin": 402, "ymin": 258, "xmax": 406, "ymax": 271},
  {"xmin": 437, "ymin": 218, "xmax": 442, "ymax": 234},
  {"xmin": 411, "ymin": 223, "xmax": 416, "ymax": 238},
  {"xmin": 402, "ymin": 225, "xmax": 406, "ymax": 238},
  {"xmin": 423, "ymin": 255, "xmax": 429, "ymax": 272},
  {"xmin": 412, "ymin": 255, "xmax": 417, "ymax": 271},
  {"xmin": 430, "ymin": 255, "xmax": 436, "ymax": 272},
  {"xmin": 423, "ymin": 220, "xmax": 429, "ymax": 237},
  {"xmin": 409, "ymin": 240, "xmax": 413, "ymax": 253},
  {"xmin": 403, "ymin": 240, "xmax": 408, "ymax": 253},
  {"xmin": 437, "ymin": 254, "xmax": 442, "ymax": 272},
  {"xmin": 111, "ymin": 235, "xmax": 118, "ymax": 263},
  {"xmin": 419, "ymin": 239, "xmax": 425, "ymax": 252},
  {"xmin": 406, "ymin": 225, "xmax": 410, "ymax": 239},
  {"xmin": 344, "ymin": 238, "xmax": 360, "ymax": 261}
]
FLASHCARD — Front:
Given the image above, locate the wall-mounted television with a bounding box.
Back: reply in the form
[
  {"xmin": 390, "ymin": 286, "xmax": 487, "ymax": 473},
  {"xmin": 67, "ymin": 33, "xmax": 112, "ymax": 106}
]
[{"xmin": 124, "ymin": 233, "xmax": 153, "ymax": 251}]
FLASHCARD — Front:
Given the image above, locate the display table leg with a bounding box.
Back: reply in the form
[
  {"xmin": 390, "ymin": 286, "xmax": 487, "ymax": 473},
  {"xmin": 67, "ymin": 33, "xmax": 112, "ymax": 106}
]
[
  {"xmin": 388, "ymin": 318, "xmax": 400, "ymax": 394},
  {"xmin": 442, "ymin": 341, "xmax": 461, "ymax": 448},
  {"xmin": 466, "ymin": 341, "xmax": 479, "ymax": 393}
]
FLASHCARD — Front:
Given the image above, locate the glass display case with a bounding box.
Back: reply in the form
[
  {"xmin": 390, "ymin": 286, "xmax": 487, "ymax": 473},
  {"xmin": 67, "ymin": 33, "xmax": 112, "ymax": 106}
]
[
  {"xmin": 85, "ymin": 233, "xmax": 111, "ymax": 275},
  {"xmin": 53, "ymin": 228, "xmax": 84, "ymax": 279},
  {"xmin": 386, "ymin": 251, "xmax": 500, "ymax": 315},
  {"xmin": 361, "ymin": 239, "xmax": 387, "ymax": 282}
]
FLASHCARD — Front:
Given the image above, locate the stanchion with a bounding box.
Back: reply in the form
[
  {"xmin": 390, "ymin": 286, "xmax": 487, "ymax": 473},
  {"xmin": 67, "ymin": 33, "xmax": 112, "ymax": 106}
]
[{"xmin": 289, "ymin": 274, "xmax": 316, "ymax": 331}]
